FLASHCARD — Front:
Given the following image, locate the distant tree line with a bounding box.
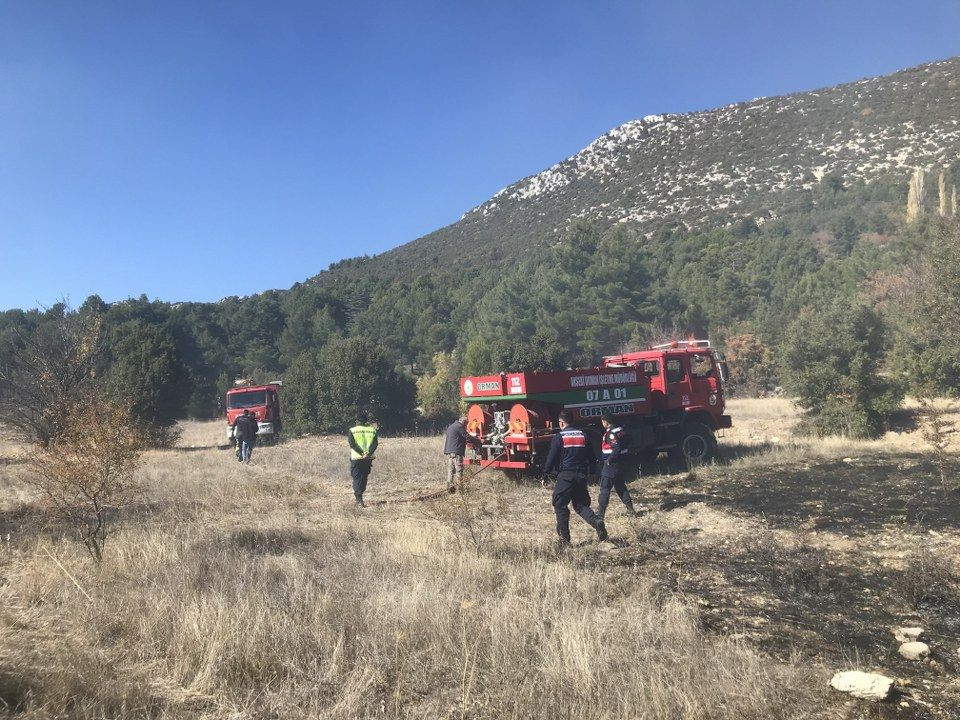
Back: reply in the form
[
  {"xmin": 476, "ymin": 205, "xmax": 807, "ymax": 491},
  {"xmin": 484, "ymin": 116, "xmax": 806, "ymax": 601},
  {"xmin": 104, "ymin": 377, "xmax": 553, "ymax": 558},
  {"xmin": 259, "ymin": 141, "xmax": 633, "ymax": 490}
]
[{"xmin": 3, "ymin": 166, "xmax": 959, "ymax": 441}]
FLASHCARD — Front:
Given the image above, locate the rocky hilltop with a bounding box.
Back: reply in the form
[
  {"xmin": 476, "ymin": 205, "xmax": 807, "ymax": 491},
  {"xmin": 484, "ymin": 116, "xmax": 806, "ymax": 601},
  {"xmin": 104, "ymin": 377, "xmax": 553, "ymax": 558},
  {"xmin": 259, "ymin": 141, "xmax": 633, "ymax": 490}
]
[{"xmin": 316, "ymin": 57, "xmax": 959, "ymax": 283}]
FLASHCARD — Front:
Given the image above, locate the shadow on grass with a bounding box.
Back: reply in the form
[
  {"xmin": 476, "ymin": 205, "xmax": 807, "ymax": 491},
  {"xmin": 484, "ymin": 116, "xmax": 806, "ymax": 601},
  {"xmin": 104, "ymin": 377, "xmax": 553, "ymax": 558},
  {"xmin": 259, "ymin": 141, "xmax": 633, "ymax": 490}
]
[
  {"xmin": 636, "ymin": 442, "xmax": 776, "ymax": 478},
  {"xmin": 165, "ymin": 444, "xmax": 233, "ymax": 453},
  {"xmin": 712, "ymin": 442, "xmax": 777, "ymax": 464},
  {"xmin": 0, "ymin": 504, "xmax": 38, "ymax": 538},
  {"xmin": 887, "ymin": 406, "xmax": 921, "ymax": 434}
]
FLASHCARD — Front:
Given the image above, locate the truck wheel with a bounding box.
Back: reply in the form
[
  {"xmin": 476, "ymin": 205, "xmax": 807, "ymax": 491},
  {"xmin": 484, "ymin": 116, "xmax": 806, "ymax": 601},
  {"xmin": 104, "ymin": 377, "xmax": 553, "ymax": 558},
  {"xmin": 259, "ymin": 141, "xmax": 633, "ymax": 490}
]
[{"xmin": 675, "ymin": 422, "xmax": 717, "ymax": 468}]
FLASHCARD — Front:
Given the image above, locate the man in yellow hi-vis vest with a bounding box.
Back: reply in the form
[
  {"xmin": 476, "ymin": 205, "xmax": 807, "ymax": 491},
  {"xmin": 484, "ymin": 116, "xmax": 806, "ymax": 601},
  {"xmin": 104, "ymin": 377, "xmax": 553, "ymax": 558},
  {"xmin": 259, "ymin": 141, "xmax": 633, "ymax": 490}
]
[{"xmin": 348, "ymin": 412, "xmax": 379, "ymax": 507}]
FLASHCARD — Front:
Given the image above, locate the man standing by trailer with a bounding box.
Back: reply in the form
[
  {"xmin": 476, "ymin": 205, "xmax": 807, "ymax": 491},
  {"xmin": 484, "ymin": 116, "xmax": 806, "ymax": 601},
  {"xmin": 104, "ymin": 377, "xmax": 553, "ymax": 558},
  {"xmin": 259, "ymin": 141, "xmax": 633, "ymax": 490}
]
[
  {"xmin": 542, "ymin": 410, "xmax": 608, "ymax": 546},
  {"xmin": 598, "ymin": 412, "xmax": 638, "ymax": 518},
  {"xmin": 348, "ymin": 412, "xmax": 379, "ymax": 507},
  {"xmin": 443, "ymin": 415, "xmax": 482, "ymax": 488}
]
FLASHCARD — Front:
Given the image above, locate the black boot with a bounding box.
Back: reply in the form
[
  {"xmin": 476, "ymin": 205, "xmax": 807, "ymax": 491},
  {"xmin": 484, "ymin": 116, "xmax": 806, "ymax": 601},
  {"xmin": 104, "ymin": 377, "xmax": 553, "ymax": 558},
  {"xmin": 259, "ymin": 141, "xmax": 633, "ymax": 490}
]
[{"xmin": 595, "ymin": 519, "xmax": 608, "ymax": 542}]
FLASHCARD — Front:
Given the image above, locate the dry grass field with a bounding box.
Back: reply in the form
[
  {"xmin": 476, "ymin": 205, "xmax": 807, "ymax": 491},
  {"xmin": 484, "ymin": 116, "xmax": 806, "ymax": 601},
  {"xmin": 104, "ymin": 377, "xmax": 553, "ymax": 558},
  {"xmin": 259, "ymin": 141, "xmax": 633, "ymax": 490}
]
[{"xmin": 1, "ymin": 398, "xmax": 960, "ymax": 719}]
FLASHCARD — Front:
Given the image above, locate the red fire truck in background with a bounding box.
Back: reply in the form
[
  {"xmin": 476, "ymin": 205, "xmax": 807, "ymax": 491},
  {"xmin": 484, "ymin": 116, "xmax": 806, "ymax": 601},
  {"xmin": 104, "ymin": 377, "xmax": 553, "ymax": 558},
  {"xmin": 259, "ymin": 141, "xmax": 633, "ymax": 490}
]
[
  {"xmin": 225, "ymin": 382, "xmax": 283, "ymax": 445},
  {"xmin": 461, "ymin": 340, "xmax": 730, "ymax": 474}
]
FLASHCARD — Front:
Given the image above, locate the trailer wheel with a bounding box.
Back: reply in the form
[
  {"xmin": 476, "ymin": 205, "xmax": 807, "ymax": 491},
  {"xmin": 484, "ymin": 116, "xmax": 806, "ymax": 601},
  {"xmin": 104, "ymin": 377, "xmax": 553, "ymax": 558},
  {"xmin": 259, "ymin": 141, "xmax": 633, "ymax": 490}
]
[{"xmin": 673, "ymin": 422, "xmax": 717, "ymax": 469}]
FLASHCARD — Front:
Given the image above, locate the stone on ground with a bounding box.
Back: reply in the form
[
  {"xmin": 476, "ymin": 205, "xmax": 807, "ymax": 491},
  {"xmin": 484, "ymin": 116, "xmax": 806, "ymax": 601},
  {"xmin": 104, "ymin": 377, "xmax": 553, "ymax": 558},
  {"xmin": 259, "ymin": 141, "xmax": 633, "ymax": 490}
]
[
  {"xmin": 898, "ymin": 641, "xmax": 930, "ymax": 661},
  {"xmin": 893, "ymin": 627, "xmax": 924, "ymax": 643},
  {"xmin": 830, "ymin": 671, "xmax": 893, "ymax": 701}
]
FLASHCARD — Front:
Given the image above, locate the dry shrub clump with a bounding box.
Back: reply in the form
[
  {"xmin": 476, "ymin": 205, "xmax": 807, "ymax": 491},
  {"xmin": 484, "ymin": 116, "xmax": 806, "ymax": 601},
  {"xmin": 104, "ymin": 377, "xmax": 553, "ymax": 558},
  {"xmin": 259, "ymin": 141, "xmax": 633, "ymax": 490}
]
[
  {"xmin": 893, "ymin": 545, "xmax": 960, "ymax": 612},
  {"xmin": 25, "ymin": 395, "xmax": 143, "ymax": 561},
  {"xmin": 424, "ymin": 472, "xmax": 508, "ymax": 555}
]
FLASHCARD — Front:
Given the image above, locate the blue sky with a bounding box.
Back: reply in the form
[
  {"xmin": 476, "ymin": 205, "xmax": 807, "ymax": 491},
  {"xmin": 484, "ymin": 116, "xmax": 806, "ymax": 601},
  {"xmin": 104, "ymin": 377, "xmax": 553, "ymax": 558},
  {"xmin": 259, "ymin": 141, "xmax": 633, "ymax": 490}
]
[{"xmin": 2, "ymin": 1, "xmax": 958, "ymax": 310}]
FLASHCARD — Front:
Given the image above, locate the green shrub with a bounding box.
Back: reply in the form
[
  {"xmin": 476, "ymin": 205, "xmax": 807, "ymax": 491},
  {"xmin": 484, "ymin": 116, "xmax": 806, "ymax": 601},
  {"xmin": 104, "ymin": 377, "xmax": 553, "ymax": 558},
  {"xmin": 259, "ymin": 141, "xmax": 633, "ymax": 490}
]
[
  {"xmin": 416, "ymin": 351, "xmax": 463, "ymax": 423},
  {"xmin": 781, "ymin": 300, "xmax": 902, "ymax": 438},
  {"xmin": 284, "ymin": 337, "xmax": 415, "ymax": 434}
]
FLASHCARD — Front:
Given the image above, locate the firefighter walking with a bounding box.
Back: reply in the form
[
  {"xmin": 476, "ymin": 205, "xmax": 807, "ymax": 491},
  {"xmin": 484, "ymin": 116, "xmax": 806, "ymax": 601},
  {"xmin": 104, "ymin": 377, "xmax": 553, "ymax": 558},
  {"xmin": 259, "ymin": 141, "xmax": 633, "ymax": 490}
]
[
  {"xmin": 348, "ymin": 413, "xmax": 379, "ymax": 507},
  {"xmin": 598, "ymin": 412, "xmax": 638, "ymax": 518},
  {"xmin": 542, "ymin": 410, "xmax": 608, "ymax": 546}
]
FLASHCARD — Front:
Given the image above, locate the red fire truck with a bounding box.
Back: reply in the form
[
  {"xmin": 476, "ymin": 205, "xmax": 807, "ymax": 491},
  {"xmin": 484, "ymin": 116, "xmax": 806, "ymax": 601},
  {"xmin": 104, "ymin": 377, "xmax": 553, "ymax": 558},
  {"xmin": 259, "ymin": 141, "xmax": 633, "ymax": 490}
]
[
  {"xmin": 461, "ymin": 340, "xmax": 730, "ymax": 474},
  {"xmin": 225, "ymin": 383, "xmax": 283, "ymax": 445}
]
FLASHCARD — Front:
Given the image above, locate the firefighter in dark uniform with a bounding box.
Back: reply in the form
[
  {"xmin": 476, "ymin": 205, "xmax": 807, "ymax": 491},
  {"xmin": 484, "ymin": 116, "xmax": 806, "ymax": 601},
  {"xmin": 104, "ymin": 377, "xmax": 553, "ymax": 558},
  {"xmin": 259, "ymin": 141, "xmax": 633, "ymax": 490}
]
[
  {"xmin": 598, "ymin": 412, "xmax": 638, "ymax": 518},
  {"xmin": 542, "ymin": 410, "xmax": 608, "ymax": 546},
  {"xmin": 348, "ymin": 412, "xmax": 379, "ymax": 507}
]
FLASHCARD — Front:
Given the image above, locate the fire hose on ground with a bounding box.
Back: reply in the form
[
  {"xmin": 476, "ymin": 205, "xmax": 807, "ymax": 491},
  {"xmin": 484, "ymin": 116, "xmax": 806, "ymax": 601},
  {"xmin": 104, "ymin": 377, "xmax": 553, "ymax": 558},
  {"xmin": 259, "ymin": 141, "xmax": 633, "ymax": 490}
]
[{"xmin": 365, "ymin": 448, "xmax": 508, "ymax": 506}]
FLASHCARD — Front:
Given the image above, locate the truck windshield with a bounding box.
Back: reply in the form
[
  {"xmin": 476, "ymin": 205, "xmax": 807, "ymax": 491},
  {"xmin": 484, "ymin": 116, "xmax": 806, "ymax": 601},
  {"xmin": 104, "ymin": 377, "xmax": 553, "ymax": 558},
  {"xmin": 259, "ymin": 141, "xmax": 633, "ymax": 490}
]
[
  {"xmin": 690, "ymin": 354, "xmax": 713, "ymax": 378},
  {"xmin": 228, "ymin": 391, "xmax": 266, "ymax": 409}
]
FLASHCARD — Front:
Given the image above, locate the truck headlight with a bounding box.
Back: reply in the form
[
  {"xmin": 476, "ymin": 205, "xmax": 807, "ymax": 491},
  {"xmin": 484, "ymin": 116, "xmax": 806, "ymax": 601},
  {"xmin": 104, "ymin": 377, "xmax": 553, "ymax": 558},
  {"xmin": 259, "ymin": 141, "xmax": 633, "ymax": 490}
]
[{"xmin": 709, "ymin": 392, "xmax": 718, "ymax": 406}]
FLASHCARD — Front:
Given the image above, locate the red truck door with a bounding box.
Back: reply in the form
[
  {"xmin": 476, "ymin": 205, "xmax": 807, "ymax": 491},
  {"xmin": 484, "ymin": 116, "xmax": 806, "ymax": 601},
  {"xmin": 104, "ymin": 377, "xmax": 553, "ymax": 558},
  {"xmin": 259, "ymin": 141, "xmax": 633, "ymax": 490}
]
[
  {"xmin": 688, "ymin": 352, "xmax": 719, "ymax": 405},
  {"xmin": 664, "ymin": 353, "xmax": 693, "ymax": 410},
  {"xmin": 267, "ymin": 388, "xmax": 282, "ymax": 431}
]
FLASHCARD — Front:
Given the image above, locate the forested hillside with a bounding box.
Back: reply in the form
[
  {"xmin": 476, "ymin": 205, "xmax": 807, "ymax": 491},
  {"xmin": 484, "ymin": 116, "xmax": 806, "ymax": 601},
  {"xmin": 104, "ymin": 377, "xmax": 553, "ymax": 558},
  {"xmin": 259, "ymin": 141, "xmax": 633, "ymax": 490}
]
[{"xmin": 2, "ymin": 58, "xmax": 959, "ymax": 436}]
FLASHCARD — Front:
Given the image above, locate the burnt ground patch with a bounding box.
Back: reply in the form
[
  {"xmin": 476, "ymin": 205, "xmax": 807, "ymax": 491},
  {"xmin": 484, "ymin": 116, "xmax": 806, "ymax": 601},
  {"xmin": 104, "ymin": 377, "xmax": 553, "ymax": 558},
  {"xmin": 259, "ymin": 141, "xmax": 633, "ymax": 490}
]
[
  {"xmin": 600, "ymin": 532, "xmax": 960, "ymax": 718},
  {"xmin": 653, "ymin": 455, "xmax": 960, "ymax": 535},
  {"xmin": 597, "ymin": 455, "xmax": 960, "ymax": 718}
]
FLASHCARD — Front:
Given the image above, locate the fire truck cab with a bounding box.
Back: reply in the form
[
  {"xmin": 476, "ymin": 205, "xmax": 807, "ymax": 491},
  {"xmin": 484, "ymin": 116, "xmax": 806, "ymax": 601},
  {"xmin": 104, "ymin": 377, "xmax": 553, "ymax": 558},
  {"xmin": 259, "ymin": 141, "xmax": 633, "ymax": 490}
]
[
  {"xmin": 603, "ymin": 340, "xmax": 732, "ymax": 429},
  {"xmin": 225, "ymin": 383, "xmax": 282, "ymax": 445}
]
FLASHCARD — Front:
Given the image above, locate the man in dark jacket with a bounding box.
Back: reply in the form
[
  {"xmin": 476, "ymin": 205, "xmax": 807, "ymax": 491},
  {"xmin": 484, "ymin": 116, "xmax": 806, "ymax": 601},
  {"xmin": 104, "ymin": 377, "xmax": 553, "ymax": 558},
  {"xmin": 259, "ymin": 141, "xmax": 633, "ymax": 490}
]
[
  {"xmin": 598, "ymin": 412, "xmax": 637, "ymax": 518},
  {"xmin": 443, "ymin": 415, "xmax": 482, "ymax": 487},
  {"xmin": 233, "ymin": 409, "xmax": 259, "ymax": 464},
  {"xmin": 542, "ymin": 410, "xmax": 608, "ymax": 546}
]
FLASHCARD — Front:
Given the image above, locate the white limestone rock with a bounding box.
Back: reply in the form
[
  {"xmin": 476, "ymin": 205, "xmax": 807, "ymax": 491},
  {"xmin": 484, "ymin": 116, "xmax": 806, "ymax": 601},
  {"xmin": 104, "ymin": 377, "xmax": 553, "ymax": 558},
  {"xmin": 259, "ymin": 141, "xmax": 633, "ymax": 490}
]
[
  {"xmin": 898, "ymin": 641, "xmax": 930, "ymax": 661},
  {"xmin": 893, "ymin": 627, "xmax": 924, "ymax": 643},
  {"xmin": 830, "ymin": 671, "xmax": 893, "ymax": 701}
]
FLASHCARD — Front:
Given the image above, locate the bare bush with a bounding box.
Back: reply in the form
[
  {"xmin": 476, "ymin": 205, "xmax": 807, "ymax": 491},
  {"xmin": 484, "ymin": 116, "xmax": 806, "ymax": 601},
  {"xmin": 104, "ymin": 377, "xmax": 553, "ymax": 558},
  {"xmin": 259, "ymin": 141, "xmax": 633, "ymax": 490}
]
[
  {"xmin": 916, "ymin": 395, "xmax": 957, "ymax": 492},
  {"xmin": 0, "ymin": 308, "xmax": 101, "ymax": 445},
  {"xmin": 724, "ymin": 333, "xmax": 779, "ymax": 397},
  {"xmin": 25, "ymin": 395, "xmax": 144, "ymax": 561}
]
